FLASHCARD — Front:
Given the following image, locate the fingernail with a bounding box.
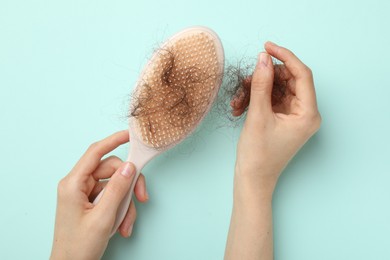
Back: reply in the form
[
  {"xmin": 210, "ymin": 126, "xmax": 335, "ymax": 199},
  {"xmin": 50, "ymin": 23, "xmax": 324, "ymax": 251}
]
[
  {"xmin": 121, "ymin": 162, "xmax": 135, "ymax": 177},
  {"xmin": 127, "ymin": 224, "xmax": 133, "ymax": 237},
  {"xmin": 259, "ymin": 52, "xmax": 269, "ymax": 67}
]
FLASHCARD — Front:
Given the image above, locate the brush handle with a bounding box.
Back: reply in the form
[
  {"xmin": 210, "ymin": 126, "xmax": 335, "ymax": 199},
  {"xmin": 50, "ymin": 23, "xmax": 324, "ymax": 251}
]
[
  {"xmin": 93, "ymin": 134, "xmax": 160, "ymax": 237},
  {"xmin": 92, "ymin": 168, "xmax": 141, "ymax": 237}
]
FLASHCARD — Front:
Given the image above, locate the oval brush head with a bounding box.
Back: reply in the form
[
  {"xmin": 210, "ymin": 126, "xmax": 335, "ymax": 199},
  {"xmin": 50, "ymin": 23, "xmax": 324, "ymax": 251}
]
[
  {"xmin": 94, "ymin": 26, "xmax": 224, "ymax": 236},
  {"xmin": 131, "ymin": 27, "xmax": 224, "ymax": 149}
]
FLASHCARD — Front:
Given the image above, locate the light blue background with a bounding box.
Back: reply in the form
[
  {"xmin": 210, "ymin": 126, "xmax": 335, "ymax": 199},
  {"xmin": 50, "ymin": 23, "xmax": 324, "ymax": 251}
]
[{"xmin": 1, "ymin": 0, "xmax": 389, "ymax": 259}]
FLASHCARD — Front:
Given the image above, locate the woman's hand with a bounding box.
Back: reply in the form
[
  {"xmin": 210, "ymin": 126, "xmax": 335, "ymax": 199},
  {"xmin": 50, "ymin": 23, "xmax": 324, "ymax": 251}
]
[
  {"xmin": 50, "ymin": 130, "xmax": 149, "ymax": 260},
  {"xmin": 232, "ymin": 41, "xmax": 321, "ymax": 195},
  {"xmin": 225, "ymin": 42, "xmax": 321, "ymax": 260}
]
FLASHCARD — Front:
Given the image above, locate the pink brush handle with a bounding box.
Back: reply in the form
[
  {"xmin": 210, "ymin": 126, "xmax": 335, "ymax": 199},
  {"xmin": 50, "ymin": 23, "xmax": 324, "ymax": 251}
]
[
  {"xmin": 92, "ymin": 162, "xmax": 141, "ymax": 237},
  {"xmin": 93, "ymin": 134, "xmax": 160, "ymax": 237},
  {"xmin": 92, "ymin": 168, "xmax": 141, "ymax": 237}
]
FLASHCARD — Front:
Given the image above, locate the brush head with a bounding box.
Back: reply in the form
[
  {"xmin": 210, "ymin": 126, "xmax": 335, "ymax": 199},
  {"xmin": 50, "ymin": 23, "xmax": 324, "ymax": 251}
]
[{"xmin": 130, "ymin": 27, "xmax": 224, "ymax": 149}]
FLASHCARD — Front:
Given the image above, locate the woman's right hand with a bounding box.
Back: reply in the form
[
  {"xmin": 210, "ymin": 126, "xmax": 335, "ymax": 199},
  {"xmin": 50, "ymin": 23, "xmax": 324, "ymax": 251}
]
[
  {"xmin": 225, "ymin": 42, "xmax": 321, "ymax": 260},
  {"xmin": 232, "ymin": 41, "xmax": 321, "ymax": 195}
]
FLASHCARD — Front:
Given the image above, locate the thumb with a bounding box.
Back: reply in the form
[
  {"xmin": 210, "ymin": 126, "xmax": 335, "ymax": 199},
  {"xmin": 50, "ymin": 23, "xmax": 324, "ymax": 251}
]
[
  {"xmin": 248, "ymin": 52, "xmax": 274, "ymax": 115},
  {"xmin": 95, "ymin": 162, "xmax": 136, "ymax": 217}
]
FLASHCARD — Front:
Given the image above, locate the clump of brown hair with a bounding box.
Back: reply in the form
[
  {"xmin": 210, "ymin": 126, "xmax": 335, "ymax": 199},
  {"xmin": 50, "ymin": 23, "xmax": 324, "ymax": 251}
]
[
  {"xmin": 129, "ymin": 45, "xmax": 223, "ymax": 149},
  {"xmin": 130, "ymin": 49, "xmax": 212, "ymax": 124},
  {"xmin": 215, "ymin": 58, "xmax": 288, "ymax": 124}
]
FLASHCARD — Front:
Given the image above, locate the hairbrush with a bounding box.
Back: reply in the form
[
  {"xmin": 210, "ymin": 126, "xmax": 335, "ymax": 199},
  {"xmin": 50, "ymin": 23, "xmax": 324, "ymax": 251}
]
[{"xmin": 93, "ymin": 26, "xmax": 224, "ymax": 236}]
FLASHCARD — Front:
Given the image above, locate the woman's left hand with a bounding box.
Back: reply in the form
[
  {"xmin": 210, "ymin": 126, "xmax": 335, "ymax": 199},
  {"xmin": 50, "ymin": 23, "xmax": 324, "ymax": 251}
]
[{"xmin": 50, "ymin": 130, "xmax": 148, "ymax": 260}]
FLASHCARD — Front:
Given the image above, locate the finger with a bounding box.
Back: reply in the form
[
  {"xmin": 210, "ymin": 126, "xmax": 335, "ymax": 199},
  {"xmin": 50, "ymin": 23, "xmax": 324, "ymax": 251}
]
[
  {"xmin": 73, "ymin": 130, "xmax": 129, "ymax": 176},
  {"xmin": 264, "ymin": 42, "xmax": 308, "ymax": 79},
  {"xmin": 88, "ymin": 180, "xmax": 108, "ymax": 202},
  {"xmin": 248, "ymin": 52, "xmax": 274, "ymax": 115},
  {"xmin": 82, "ymin": 156, "xmax": 122, "ymax": 197},
  {"xmin": 134, "ymin": 174, "xmax": 149, "ymax": 203},
  {"xmin": 84, "ymin": 156, "xmax": 123, "ymax": 196},
  {"xmin": 92, "ymin": 156, "xmax": 123, "ymax": 180},
  {"xmin": 95, "ymin": 162, "xmax": 136, "ymax": 218},
  {"xmin": 264, "ymin": 42, "xmax": 317, "ymax": 108},
  {"xmin": 118, "ymin": 201, "xmax": 137, "ymax": 238}
]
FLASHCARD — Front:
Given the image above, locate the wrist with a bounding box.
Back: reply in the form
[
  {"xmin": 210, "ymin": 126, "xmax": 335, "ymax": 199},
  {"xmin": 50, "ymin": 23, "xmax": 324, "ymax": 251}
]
[{"xmin": 233, "ymin": 165, "xmax": 280, "ymax": 205}]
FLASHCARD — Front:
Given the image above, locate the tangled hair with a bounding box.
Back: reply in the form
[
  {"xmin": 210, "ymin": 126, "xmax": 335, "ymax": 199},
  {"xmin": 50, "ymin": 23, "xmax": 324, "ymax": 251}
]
[
  {"xmin": 214, "ymin": 58, "xmax": 288, "ymax": 126},
  {"xmin": 215, "ymin": 59, "xmax": 255, "ymax": 125}
]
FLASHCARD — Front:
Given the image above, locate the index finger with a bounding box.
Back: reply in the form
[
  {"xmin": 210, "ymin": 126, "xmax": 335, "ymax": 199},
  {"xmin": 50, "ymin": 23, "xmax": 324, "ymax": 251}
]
[
  {"xmin": 72, "ymin": 130, "xmax": 130, "ymax": 176},
  {"xmin": 264, "ymin": 41, "xmax": 317, "ymax": 108}
]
